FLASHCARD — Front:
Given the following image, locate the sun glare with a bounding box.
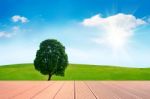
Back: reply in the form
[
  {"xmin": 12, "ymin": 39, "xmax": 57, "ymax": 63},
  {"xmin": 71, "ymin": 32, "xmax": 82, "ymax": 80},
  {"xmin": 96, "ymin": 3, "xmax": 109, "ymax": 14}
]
[{"xmin": 104, "ymin": 26, "xmax": 132, "ymax": 51}]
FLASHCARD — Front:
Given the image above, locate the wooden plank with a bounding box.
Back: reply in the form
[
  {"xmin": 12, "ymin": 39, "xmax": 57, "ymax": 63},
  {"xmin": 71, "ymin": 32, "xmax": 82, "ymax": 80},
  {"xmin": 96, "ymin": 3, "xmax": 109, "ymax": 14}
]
[
  {"xmin": 0, "ymin": 81, "xmax": 150, "ymax": 99},
  {"xmin": 100, "ymin": 81, "xmax": 140, "ymax": 99},
  {"xmin": 0, "ymin": 82, "xmax": 37, "ymax": 99},
  {"xmin": 86, "ymin": 81, "xmax": 120, "ymax": 99},
  {"xmin": 12, "ymin": 82, "xmax": 54, "ymax": 99},
  {"xmin": 53, "ymin": 81, "xmax": 74, "ymax": 99},
  {"xmin": 75, "ymin": 81, "xmax": 96, "ymax": 99},
  {"xmin": 113, "ymin": 81, "xmax": 150, "ymax": 99},
  {"xmin": 32, "ymin": 81, "xmax": 64, "ymax": 99},
  {"xmin": 129, "ymin": 81, "xmax": 150, "ymax": 93},
  {"xmin": 117, "ymin": 81, "xmax": 150, "ymax": 94}
]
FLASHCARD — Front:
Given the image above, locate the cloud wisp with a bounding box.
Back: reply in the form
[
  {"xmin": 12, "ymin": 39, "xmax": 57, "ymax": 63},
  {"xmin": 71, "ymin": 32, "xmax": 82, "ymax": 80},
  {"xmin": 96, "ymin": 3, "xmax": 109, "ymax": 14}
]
[
  {"xmin": 0, "ymin": 15, "xmax": 28, "ymax": 39},
  {"xmin": 82, "ymin": 13, "xmax": 147, "ymax": 52},
  {"xmin": 12, "ymin": 15, "xmax": 29, "ymax": 23},
  {"xmin": 0, "ymin": 31, "xmax": 13, "ymax": 38},
  {"xmin": 0, "ymin": 26, "xmax": 20, "ymax": 38}
]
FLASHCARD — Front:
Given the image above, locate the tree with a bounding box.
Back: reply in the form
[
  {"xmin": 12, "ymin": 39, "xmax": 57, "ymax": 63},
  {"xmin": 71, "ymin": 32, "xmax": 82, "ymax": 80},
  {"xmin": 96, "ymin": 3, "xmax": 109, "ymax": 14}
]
[{"xmin": 34, "ymin": 39, "xmax": 68, "ymax": 81}]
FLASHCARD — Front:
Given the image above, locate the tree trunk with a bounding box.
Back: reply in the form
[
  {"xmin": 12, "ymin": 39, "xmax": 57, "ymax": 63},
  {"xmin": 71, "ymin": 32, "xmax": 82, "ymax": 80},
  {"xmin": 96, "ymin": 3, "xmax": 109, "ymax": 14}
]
[{"xmin": 48, "ymin": 73, "xmax": 52, "ymax": 81}]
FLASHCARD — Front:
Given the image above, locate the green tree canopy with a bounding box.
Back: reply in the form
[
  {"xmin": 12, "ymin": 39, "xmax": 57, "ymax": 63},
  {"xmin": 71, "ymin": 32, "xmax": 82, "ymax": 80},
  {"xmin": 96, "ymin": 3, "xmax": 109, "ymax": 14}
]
[{"xmin": 34, "ymin": 39, "xmax": 68, "ymax": 80}]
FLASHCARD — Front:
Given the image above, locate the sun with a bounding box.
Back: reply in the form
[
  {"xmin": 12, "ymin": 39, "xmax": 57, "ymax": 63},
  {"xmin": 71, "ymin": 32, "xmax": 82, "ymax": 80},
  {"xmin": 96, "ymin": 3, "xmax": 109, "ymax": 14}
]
[
  {"xmin": 82, "ymin": 13, "xmax": 146, "ymax": 52},
  {"xmin": 104, "ymin": 26, "xmax": 132, "ymax": 51}
]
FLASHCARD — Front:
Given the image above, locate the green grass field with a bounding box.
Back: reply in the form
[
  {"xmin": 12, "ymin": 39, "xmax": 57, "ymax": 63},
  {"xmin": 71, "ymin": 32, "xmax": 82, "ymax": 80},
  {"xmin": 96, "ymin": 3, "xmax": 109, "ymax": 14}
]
[{"xmin": 0, "ymin": 64, "xmax": 150, "ymax": 80}]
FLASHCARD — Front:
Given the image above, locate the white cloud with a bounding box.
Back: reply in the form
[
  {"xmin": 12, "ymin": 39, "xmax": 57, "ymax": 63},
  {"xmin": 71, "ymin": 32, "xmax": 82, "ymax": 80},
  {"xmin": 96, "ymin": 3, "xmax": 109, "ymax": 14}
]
[
  {"xmin": 0, "ymin": 31, "xmax": 13, "ymax": 38},
  {"xmin": 0, "ymin": 26, "xmax": 19, "ymax": 38},
  {"xmin": 12, "ymin": 15, "xmax": 29, "ymax": 23},
  {"xmin": 82, "ymin": 13, "xmax": 146, "ymax": 51}
]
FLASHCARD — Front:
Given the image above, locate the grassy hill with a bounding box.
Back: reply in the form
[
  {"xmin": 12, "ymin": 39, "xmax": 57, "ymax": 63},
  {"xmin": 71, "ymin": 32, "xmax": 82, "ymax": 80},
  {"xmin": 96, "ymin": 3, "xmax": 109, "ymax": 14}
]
[{"xmin": 0, "ymin": 64, "xmax": 150, "ymax": 80}]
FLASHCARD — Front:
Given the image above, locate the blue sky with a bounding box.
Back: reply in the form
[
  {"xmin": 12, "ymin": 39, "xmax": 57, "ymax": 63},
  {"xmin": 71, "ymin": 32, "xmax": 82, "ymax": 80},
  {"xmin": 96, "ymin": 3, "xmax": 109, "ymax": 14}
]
[{"xmin": 0, "ymin": 0, "xmax": 150, "ymax": 67}]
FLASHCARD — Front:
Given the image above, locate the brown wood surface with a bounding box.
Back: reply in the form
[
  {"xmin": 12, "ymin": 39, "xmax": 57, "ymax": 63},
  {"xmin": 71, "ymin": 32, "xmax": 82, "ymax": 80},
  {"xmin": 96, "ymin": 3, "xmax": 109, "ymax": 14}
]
[{"xmin": 0, "ymin": 81, "xmax": 150, "ymax": 99}]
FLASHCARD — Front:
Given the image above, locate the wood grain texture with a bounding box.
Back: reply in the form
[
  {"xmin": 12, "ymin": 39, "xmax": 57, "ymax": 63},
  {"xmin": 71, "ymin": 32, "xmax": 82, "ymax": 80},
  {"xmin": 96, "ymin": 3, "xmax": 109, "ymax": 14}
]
[{"xmin": 0, "ymin": 81, "xmax": 150, "ymax": 99}]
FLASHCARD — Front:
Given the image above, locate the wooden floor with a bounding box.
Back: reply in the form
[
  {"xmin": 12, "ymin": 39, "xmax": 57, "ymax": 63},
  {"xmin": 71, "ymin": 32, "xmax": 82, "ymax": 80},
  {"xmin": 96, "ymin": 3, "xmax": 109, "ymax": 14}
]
[{"xmin": 0, "ymin": 81, "xmax": 150, "ymax": 99}]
